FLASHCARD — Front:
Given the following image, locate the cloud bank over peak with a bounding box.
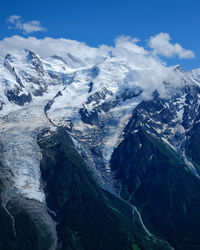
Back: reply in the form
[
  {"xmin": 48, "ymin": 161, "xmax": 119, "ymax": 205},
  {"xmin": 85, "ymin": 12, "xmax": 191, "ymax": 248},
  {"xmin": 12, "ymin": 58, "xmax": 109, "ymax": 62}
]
[
  {"xmin": 0, "ymin": 34, "xmax": 193, "ymax": 101},
  {"xmin": 0, "ymin": 34, "xmax": 195, "ymax": 70},
  {"xmin": 109, "ymin": 36, "xmax": 185, "ymax": 99},
  {"xmin": 7, "ymin": 15, "xmax": 46, "ymax": 34},
  {"xmin": 0, "ymin": 36, "xmax": 110, "ymax": 66},
  {"xmin": 0, "ymin": 33, "xmax": 195, "ymax": 65},
  {"xmin": 148, "ymin": 32, "xmax": 195, "ymax": 59}
]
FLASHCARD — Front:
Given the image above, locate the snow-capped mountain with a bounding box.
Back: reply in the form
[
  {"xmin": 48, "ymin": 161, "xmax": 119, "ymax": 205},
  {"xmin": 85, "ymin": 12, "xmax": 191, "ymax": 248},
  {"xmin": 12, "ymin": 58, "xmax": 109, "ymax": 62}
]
[{"xmin": 1, "ymin": 48, "xmax": 200, "ymax": 250}]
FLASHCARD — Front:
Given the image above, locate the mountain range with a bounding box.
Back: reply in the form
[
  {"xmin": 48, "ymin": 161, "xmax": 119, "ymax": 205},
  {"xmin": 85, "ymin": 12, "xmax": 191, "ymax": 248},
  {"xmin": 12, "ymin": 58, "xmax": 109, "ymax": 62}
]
[{"xmin": 0, "ymin": 48, "xmax": 200, "ymax": 249}]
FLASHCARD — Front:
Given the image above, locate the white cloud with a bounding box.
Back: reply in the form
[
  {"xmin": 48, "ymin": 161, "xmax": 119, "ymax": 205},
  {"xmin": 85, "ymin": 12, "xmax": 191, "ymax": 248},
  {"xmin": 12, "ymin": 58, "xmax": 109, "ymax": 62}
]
[
  {"xmin": 113, "ymin": 36, "xmax": 148, "ymax": 57},
  {"xmin": 7, "ymin": 15, "xmax": 46, "ymax": 34},
  {"xmin": 148, "ymin": 32, "xmax": 195, "ymax": 59}
]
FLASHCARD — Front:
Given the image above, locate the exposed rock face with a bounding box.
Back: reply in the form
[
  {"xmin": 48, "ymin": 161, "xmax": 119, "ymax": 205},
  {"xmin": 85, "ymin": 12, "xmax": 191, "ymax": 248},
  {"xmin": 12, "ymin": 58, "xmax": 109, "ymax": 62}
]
[{"xmin": 6, "ymin": 89, "xmax": 32, "ymax": 105}]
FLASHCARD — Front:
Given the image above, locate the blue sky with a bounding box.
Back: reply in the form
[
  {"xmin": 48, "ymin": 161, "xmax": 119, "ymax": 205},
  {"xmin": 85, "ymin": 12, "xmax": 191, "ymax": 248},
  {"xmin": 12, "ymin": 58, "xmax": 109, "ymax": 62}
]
[{"xmin": 0, "ymin": 0, "xmax": 200, "ymax": 70}]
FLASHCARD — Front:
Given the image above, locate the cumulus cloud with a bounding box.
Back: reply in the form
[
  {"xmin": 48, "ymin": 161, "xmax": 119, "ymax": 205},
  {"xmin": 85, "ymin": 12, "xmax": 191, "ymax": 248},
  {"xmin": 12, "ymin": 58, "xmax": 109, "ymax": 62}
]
[
  {"xmin": 7, "ymin": 15, "xmax": 46, "ymax": 34},
  {"xmin": 148, "ymin": 32, "xmax": 195, "ymax": 59},
  {"xmin": 113, "ymin": 36, "xmax": 148, "ymax": 57}
]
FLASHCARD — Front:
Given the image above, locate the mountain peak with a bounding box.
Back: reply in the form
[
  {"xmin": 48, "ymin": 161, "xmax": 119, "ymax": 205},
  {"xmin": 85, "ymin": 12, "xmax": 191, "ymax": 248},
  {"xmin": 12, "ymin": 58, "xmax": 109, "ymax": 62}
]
[{"xmin": 173, "ymin": 64, "xmax": 185, "ymax": 72}]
